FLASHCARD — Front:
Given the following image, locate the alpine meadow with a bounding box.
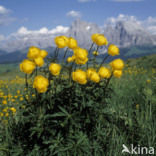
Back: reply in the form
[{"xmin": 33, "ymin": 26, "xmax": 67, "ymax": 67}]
[{"xmin": 0, "ymin": 0, "xmax": 156, "ymax": 155}]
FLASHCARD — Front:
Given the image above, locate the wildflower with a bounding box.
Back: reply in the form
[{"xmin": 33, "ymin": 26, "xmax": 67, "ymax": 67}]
[
  {"xmin": 34, "ymin": 56, "xmax": 44, "ymax": 67},
  {"xmin": 0, "ymin": 112, "xmax": 4, "ymax": 117},
  {"xmin": 67, "ymin": 55, "xmax": 75, "ymax": 63},
  {"xmin": 98, "ymin": 67, "xmax": 111, "ymax": 79},
  {"xmin": 33, "ymin": 75, "xmax": 49, "ymax": 93},
  {"xmin": 74, "ymin": 48, "xmax": 88, "ymax": 65},
  {"xmin": 2, "ymin": 100, "xmax": 7, "ymax": 105},
  {"xmin": 72, "ymin": 69, "xmax": 87, "ymax": 85},
  {"xmin": 92, "ymin": 51, "xmax": 99, "ymax": 56},
  {"xmin": 10, "ymin": 107, "xmax": 16, "ymax": 114},
  {"xmin": 146, "ymin": 79, "xmax": 151, "ymax": 83},
  {"xmin": 49, "ymin": 63, "xmax": 61, "ymax": 76},
  {"xmin": 136, "ymin": 104, "xmax": 139, "ymax": 110},
  {"xmin": 20, "ymin": 97, "xmax": 24, "ymax": 101},
  {"xmin": 20, "ymin": 59, "xmax": 36, "ymax": 74},
  {"xmin": 91, "ymin": 34, "xmax": 99, "ymax": 43},
  {"xmin": 108, "ymin": 44, "xmax": 119, "ymax": 56},
  {"xmin": 68, "ymin": 37, "xmax": 78, "ymax": 49},
  {"xmin": 40, "ymin": 49, "xmax": 48, "ymax": 58},
  {"xmin": 113, "ymin": 70, "xmax": 122, "ymax": 78},
  {"xmin": 27, "ymin": 46, "xmax": 40, "ymax": 60},
  {"xmin": 89, "ymin": 72, "xmax": 100, "ymax": 83},
  {"xmin": 5, "ymin": 113, "xmax": 9, "ymax": 117},
  {"xmin": 87, "ymin": 68, "xmax": 96, "ymax": 79},
  {"xmin": 3, "ymin": 107, "xmax": 8, "ymax": 113},
  {"xmin": 17, "ymin": 90, "xmax": 20, "ymax": 94},
  {"xmin": 110, "ymin": 59, "xmax": 124, "ymax": 70},
  {"xmin": 91, "ymin": 34, "xmax": 108, "ymax": 46},
  {"xmin": 55, "ymin": 36, "xmax": 68, "ymax": 48}
]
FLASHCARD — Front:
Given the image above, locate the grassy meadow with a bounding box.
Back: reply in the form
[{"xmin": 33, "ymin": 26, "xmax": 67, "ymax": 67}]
[{"xmin": 0, "ymin": 53, "xmax": 156, "ymax": 155}]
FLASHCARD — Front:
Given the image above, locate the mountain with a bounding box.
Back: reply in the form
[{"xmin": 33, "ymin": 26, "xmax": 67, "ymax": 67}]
[
  {"xmin": 66, "ymin": 19, "xmax": 101, "ymax": 48},
  {"xmin": 104, "ymin": 21, "xmax": 156, "ymax": 47},
  {"xmin": 66, "ymin": 19, "xmax": 156, "ymax": 48},
  {"xmin": 0, "ymin": 19, "xmax": 156, "ymax": 63}
]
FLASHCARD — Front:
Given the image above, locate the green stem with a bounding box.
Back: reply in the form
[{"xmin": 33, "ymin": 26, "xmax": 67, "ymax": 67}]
[
  {"xmin": 87, "ymin": 42, "xmax": 94, "ymax": 69},
  {"xmin": 97, "ymin": 55, "xmax": 109, "ymax": 71},
  {"xmin": 104, "ymin": 73, "xmax": 113, "ymax": 91},
  {"xmin": 62, "ymin": 48, "xmax": 69, "ymax": 62},
  {"xmin": 55, "ymin": 48, "xmax": 60, "ymax": 61},
  {"xmin": 93, "ymin": 55, "xmax": 96, "ymax": 68},
  {"xmin": 53, "ymin": 47, "xmax": 58, "ymax": 58},
  {"xmin": 35, "ymin": 67, "xmax": 38, "ymax": 76},
  {"xmin": 25, "ymin": 74, "xmax": 28, "ymax": 89},
  {"xmin": 69, "ymin": 62, "xmax": 74, "ymax": 84}
]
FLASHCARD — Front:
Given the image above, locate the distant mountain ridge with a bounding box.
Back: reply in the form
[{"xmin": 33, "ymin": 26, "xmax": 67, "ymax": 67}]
[
  {"xmin": 66, "ymin": 19, "xmax": 156, "ymax": 48},
  {"xmin": 0, "ymin": 19, "xmax": 156, "ymax": 53},
  {"xmin": 0, "ymin": 19, "xmax": 156, "ymax": 63}
]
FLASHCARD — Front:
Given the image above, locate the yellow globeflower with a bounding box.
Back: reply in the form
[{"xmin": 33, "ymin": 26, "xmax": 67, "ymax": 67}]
[
  {"xmin": 10, "ymin": 107, "xmax": 16, "ymax": 114},
  {"xmin": 5, "ymin": 113, "xmax": 9, "ymax": 117},
  {"xmin": 74, "ymin": 48, "xmax": 88, "ymax": 65},
  {"xmin": 98, "ymin": 67, "xmax": 111, "ymax": 79},
  {"xmin": 89, "ymin": 72, "xmax": 100, "ymax": 83},
  {"xmin": 61, "ymin": 36, "xmax": 69, "ymax": 44},
  {"xmin": 91, "ymin": 34, "xmax": 99, "ymax": 43},
  {"xmin": 110, "ymin": 59, "xmax": 124, "ymax": 70},
  {"xmin": 87, "ymin": 68, "xmax": 96, "ymax": 79},
  {"xmin": 95, "ymin": 35, "xmax": 108, "ymax": 46},
  {"xmin": 20, "ymin": 59, "xmax": 36, "ymax": 74},
  {"xmin": 72, "ymin": 69, "xmax": 87, "ymax": 85},
  {"xmin": 92, "ymin": 34, "xmax": 108, "ymax": 46},
  {"xmin": 92, "ymin": 51, "xmax": 99, "ymax": 56},
  {"xmin": 34, "ymin": 57, "xmax": 44, "ymax": 67},
  {"xmin": 17, "ymin": 90, "xmax": 20, "ymax": 94},
  {"xmin": 54, "ymin": 36, "xmax": 68, "ymax": 48},
  {"xmin": 113, "ymin": 70, "xmax": 122, "ymax": 78},
  {"xmin": 108, "ymin": 44, "xmax": 119, "ymax": 56},
  {"xmin": 0, "ymin": 112, "xmax": 4, "ymax": 117},
  {"xmin": 27, "ymin": 46, "xmax": 40, "ymax": 60},
  {"xmin": 3, "ymin": 107, "xmax": 8, "ymax": 113},
  {"xmin": 68, "ymin": 37, "xmax": 78, "ymax": 49},
  {"xmin": 20, "ymin": 97, "xmax": 24, "ymax": 101},
  {"xmin": 49, "ymin": 63, "xmax": 61, "ymax": 76},
  {"xmin": 67, "ymin": 55, "xmax": 75, "ymax": 63},
  {"xmin": 146, "ymin": 79, "xmax": 151, "ymax": 83},
  {"xmin": 2, "ymin": 100, "xmax": 7, "ymax": 105},
  {"xmin": 40, "ymin": 50, "xmax": 48, "ymax": 58},
  {"xmin": 33, "ymin": 75, "xmax": 49, "ymax": 93}
]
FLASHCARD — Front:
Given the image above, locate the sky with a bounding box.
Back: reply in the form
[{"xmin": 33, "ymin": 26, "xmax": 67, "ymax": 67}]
[{"xmin": 0, "ymin": 0, "xmax": 156, "ymax": 36}]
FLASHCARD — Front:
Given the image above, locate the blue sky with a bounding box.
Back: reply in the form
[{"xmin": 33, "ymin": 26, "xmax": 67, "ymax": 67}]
[{"xmin": 0, "ymin": 0, "xmax": 156, "ymax": 36}]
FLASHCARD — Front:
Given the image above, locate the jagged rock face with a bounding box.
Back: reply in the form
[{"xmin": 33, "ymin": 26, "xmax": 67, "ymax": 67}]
[
  {"xmin": 0, "ymin": 19, "xmax": 156, "ymax": 53},
  {"xmin": 104, "ymin": 21, "xmax": 155, "ymax": 47},
  {"xmin": 66, "ymin": 19, "xmax": 156, "ymax": 49},
  {"xmin": 66, "ymin": 19, "xmax": 102, "ymax": 48}
]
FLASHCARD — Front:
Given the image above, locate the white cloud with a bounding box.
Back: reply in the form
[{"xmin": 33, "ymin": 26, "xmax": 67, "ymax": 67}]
[
  {"xmin": 106, "ymin": 14, "xmax": 141, "ymax": 26},
  {"xmin": 0, "ymin": 5, "xmax": 10, "ymax": 14},
  {"xmin": 0, "ymin": 5, "xmax": 15, "ymax": 25},
  {"xmin": 16, "ymin": 26, "xmax": 69, "ymax": 35},
  {"xmin": 0, "ymin": 25, "xmax": 69, "ymax": 52},
  {"xmin": 66, "ymin": 10, "xmax": 81, "ymax": 18},
  {"xmin": 78, "ymin": 0, "xmax": 96, "ymax": 2},
  {"xmin": 105, "ymin": 14, "xmax": 156, "ymax": 34},
  {"xmin": 112, "ymin": 0, "xmax": 143, "ymax": 2},
  {"xmin": 142, "ymin": 17, "xmax": 156, "ymax": 34},
  {"xmin": 0, "ymin": 34, "xmax": 5, "ymax": 41}
]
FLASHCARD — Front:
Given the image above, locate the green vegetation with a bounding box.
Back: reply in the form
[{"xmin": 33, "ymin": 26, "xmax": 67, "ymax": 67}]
[{"xmin": 0, "ymin": 54, "xmax": 156, "ymax": 156}]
